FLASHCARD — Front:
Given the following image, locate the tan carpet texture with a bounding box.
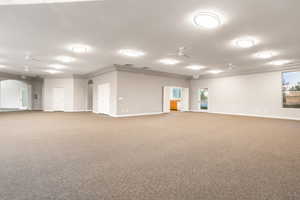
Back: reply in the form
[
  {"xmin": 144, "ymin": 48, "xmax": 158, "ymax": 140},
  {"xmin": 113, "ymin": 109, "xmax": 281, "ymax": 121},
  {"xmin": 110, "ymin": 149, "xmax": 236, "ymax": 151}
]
[{"xmin": 0, "ymin": 112, "xmax": 299, "ymax": 200}]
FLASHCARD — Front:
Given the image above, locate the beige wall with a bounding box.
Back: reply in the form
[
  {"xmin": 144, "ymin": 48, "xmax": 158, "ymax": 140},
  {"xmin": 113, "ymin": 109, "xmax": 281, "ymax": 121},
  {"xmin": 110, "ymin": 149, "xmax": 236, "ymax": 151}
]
[
  {"xmin": 190, "ymin": 71, "xmax": 300, "ymax": 120},
  {"xmin": 117, "ymin": 71, "xmax": 189, "ymax": 116}
]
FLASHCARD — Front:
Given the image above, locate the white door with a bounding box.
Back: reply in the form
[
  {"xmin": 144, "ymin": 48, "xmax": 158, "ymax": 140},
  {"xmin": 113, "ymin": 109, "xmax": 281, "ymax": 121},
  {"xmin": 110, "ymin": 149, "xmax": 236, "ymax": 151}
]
[
  {"xmin": 163, "ymin": 86, "xmax": 171, "ymax": 113},
  {"xmin": 181, "ymin": 88, "xmax": 189, "ymax": 112},
  {"xmin": 53, "ymin": 88, "xmax": 65, "ymax": 111},
  {"xmin": 97, "ymin": 83, "xmax": 110, "ymax": 115}
]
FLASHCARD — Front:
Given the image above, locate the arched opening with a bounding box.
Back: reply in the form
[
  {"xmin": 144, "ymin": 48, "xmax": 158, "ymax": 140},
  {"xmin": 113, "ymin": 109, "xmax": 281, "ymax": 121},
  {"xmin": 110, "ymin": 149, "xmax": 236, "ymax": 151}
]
[{"xmin": 0, "ymin": 80, "xmax": 32, "ymax": 112}]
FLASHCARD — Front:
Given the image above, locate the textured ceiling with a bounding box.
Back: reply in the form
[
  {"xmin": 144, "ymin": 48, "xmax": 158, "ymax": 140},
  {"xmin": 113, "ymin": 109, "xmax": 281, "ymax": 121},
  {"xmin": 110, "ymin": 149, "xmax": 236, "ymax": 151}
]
[{"xmin": 0, "ymin": 0, "xmax": 300, "ymax": 77}]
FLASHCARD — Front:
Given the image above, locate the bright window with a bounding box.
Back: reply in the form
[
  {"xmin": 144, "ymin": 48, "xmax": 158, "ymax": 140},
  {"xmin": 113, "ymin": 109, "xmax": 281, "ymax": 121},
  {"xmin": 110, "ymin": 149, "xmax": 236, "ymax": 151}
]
[{"xmin": 172, "ymin": 88, "xmax": 182, "ymax": 99}]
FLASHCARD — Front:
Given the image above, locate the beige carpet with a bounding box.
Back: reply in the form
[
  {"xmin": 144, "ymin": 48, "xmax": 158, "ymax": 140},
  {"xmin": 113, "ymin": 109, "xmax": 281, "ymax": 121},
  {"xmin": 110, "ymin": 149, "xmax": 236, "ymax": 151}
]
[{"xmin": 0, "ymin": 111, "xmax": 299, "ymax": 200}]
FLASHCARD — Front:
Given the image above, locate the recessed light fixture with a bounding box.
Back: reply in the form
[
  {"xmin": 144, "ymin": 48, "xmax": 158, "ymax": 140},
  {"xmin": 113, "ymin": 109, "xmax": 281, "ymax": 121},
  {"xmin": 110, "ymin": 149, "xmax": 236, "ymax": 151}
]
[
  {"xmin": 56, "ymin": 56, "xmax": 75, "ymax": 63},
  {"xmin": 45, "ymin": 69, "xmax": 63, "ymax": 74},
  {"xmin": 269, "ymin": 60, "xmax": 292, "ymax": 66},
  {"xmin": 233, "ymin": 37, "xmax": 258, "ymax": 48},
  {"xmin": 118, "ymin": 49, "xmax": 145, "ymax": 57},
  {"xmin": 0, "ymin": 64, "xmax": 7, "ymax": 68},
  {"xmin": 193, "ymin": 11, "xmax": 223, "ymax": 29},
  {"xmin": 49, "ymin": 64, "xmax": 68, "ymax": 69},
  {"xmin": 255, "ymin": 51, "xmax": 277, "ymax": 59},
  {"xmin": 207, "ymin": 69, "xmax": 223, "ymax": 74},
  {"xmin": 0, "ymin": 0, "xmax": 102, "ymax": 5},
  {"xmin": 69, "ymin": 44, "xmax": 91, "ymax": 53},
  {"xmin": 185, "ymin": 65, "xmax": 206, "ymax": 70},
  {"xmin": 158, "ymin": 58, "xmax": 181, "ymax": 65}
]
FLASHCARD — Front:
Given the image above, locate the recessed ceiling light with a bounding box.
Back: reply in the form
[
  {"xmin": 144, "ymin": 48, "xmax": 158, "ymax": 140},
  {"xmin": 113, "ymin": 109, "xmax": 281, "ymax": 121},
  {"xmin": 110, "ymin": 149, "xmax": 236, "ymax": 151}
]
[
  {"xmin": 193, "ymin": 12, "xmax": 222, "ymax": 29},
  {"xmin": 255, "ymin": 51, "xmax": 277, "ymax": 59},
  {"xmin": 0, "ymin": 64, "xmax": 7, "ymax": 68},
  {"xmin": 70, "ymin": 44, "xmax": 91, "ymax": 53},
  {"xmin": 256, "ymin": 51, "xmax": 277, "ymax": 59},
  {"xmin": 0, "ymin": 0, "xmax": 102, "ymax": 5},
  {"xmin": 49, "ymin": 64, "xmax": 68, "ymax": 69},
  {"xmin": 269, "ymin": 60, "xmax": 292, "ymax": 66},
  {"xmin": 185, "ymin": 65, "xmax": 206, "ymax": 70},
  {"xmin": 45, "ymin": 69, "xmax": 63, "ymax": 74},
  {"xmin": 118, "ymin": 49, "xmax": 145, "ymax": 57},
  {"xmin": 207, "ymin": 69, "xmax": 223, "ymax": 74},
  {"xmin": 158, "ymin": 58, "xmax": 181, "ymax": 65},
  {"xmin": 233, "ymin": 37, "xmax": 258, "ymax": 48},
  {"xmin": 56, "ymin": 56, "xmax": 75, "ymax": 63}
]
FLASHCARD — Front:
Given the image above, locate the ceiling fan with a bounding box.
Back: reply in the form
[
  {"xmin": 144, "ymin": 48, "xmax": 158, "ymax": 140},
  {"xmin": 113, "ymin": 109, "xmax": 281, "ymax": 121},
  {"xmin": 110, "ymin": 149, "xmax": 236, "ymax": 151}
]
[
  {"xmin": 168, "ymin": 47, "xmax": 191, "ymax": 59},
  {"xmin": 0, "ymin": 0, "xmax": 104, "ymax": 5}
]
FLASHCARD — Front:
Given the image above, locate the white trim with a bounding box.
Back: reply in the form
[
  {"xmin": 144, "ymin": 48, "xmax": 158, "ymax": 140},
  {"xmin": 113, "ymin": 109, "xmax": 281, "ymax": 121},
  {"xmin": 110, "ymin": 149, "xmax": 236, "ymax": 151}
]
[
  {"xmin": 190, "ymin": 110, "xmax": 300, "ymax": 121},
  {"xmin": 110, "ymin": 112, "xmax": 164, "ymax": 118}
]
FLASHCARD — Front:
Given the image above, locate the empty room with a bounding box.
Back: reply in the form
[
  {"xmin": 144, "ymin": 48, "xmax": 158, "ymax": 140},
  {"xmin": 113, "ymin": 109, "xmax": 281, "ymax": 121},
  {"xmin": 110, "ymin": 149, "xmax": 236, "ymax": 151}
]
[{"xmin": 0, "ymin": 0, "xmax": 299, "ymax": 200}]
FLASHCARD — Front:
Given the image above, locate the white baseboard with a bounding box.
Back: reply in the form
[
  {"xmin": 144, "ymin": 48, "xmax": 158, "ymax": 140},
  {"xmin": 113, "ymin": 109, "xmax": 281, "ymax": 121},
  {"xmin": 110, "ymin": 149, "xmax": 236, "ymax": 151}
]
[
  {"xmin": 190, "ymin": 110, "xmax": 300, "ymax": 121},
  {"xmin": 110, "ymin": 112, "xmax": 164, "ymax": 118}
]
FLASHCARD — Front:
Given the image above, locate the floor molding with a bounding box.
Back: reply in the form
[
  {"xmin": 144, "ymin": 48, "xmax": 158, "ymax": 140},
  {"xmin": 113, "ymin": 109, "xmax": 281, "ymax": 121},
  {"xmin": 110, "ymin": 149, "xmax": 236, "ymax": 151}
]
[
  {"xmin": 190, "ymin": 110, "xmax": 300, "ymax": 121},
  {"xmin": 110, "ymin": 112, "xmax": 164, "ymax": 118}
]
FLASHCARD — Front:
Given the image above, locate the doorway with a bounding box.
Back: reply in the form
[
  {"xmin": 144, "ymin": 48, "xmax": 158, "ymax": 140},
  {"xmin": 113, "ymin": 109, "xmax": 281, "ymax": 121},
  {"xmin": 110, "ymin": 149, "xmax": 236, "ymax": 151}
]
[
  {"xmin": 163, "ymin": 86, "xmax": 189, "ymax": 113},
  {"xmin": 53, "ymin": 87, "xmax": 65, "ymax": 111},
  {"xmin": 97, "ymin": 83, "xmax": 110, "ymax": 115},
  {"xmin": 199, "ymin": 88, "xmax": 208, "ymax": 111}
]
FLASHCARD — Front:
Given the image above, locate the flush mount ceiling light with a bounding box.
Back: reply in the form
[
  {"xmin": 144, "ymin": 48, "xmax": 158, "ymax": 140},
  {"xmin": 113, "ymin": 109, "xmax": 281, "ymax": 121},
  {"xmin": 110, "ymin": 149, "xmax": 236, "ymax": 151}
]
[
  {"xmin": 185, "ymin": 65, "xmax": 206, "ymax": 70},
  {"xmin": 207, "ymin": 69, "xmax": 223, "ymax": 74},
  {"xmin": 255, "ymin": 51, "xmax": 278, "ymax": 59},
  {"xmin": 0, "ymin": 0, "xmax": 102, "ymax": 5},
  {"xmin": 56, "ymin": 56, "xmax": 75, "ymax": 63},
  {"xmin": 233, "ymin": 37, "xmax": 258, "ymax": 48},
  {"xmin": 158, "ymin": 58, "xmax": 181, "ymax": 65},
  {"xmin": 118, "ymin": 49, "xmax": 145, "ymax": 57},
  {"xmin": 269, "ymin": 60, "xmax": 292, "ymax": 66},
  {"xmin": 69, "ymin": 44, "xmax": 91, "ymax": 54},
  {"xmin": 49, "ymin": 64, "xmax": 68, "ymax": 69},
  {"xmin": 193, "ymin": 11, "xmax": 223, "ymax": 29},
  {"xmin": 45, "ymin": 69, "xmax": 63, "ymax": 74}
]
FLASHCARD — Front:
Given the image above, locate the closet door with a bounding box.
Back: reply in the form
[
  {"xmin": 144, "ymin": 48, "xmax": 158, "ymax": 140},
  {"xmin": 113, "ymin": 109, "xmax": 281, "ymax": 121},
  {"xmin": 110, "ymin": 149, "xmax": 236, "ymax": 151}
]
[{"xmin": 97, "ymin": 83, "xmax": 110, "ymax": 115}]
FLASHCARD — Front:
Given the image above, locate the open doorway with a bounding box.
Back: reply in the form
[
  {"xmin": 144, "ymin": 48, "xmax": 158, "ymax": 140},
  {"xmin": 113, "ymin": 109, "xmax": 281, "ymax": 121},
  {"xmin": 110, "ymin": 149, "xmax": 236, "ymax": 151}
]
[
  {"xmin": 163, "ymin": 86, "xmax": 189, "ymax": 113},
  {"xmin": 87, "ymin": 80, "xmax": 93, "ymax": 111},
  {"xmin": 199, "ymin": 88, "xmax": 208, "ymax": 112}
]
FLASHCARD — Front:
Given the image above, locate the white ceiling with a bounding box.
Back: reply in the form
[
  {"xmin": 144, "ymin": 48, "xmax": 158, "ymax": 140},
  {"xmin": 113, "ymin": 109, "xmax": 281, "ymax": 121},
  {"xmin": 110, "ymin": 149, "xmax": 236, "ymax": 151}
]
[{"xmin": 0, "ymin": 0, "xmax": 300, "ymax": 77}]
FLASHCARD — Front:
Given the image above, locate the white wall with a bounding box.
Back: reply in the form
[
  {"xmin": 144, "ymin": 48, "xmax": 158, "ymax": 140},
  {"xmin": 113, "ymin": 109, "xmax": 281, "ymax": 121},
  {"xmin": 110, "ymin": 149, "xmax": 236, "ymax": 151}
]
[
  {"xmin": 117, "ymin": 71, "xmax": 190, "ymax": 116},
  {"xmin": 191, "ymin": 71, "xmax": 300, "ymax": 120},
  {"xmin": 92, "ymin": 71, "xmax": 118, "ymax": 116},
  {"xmin": 43, "ymin": 78, "xmax": 74, "ymax": 112},
  {"xmin": 73, "ymin": 78, "xmax": 88, "ymax": 112}
]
